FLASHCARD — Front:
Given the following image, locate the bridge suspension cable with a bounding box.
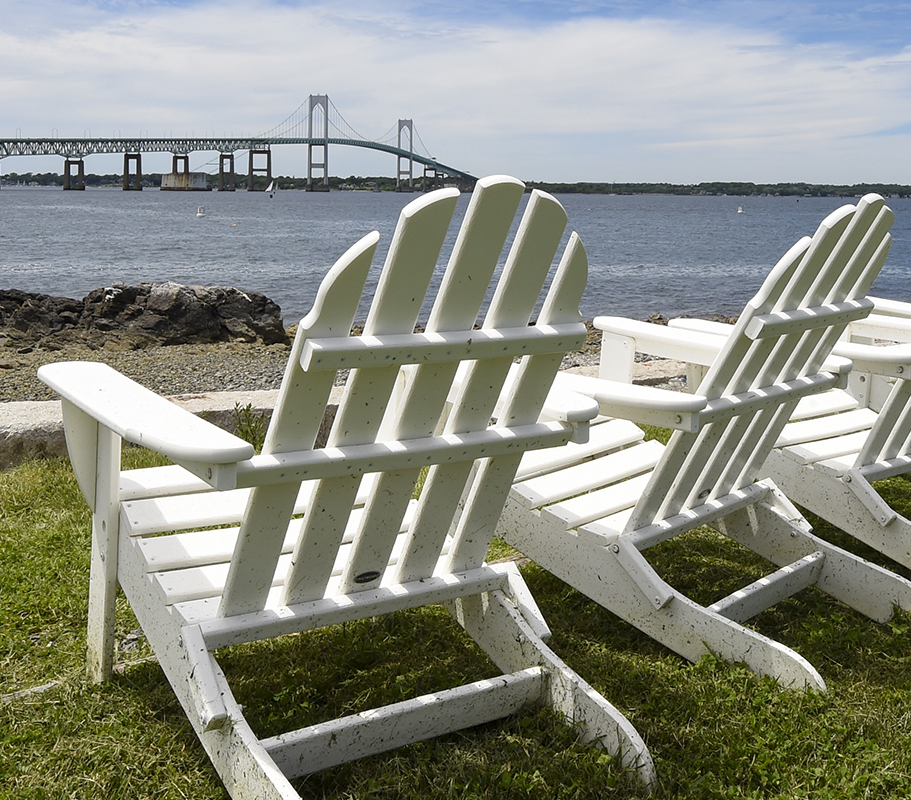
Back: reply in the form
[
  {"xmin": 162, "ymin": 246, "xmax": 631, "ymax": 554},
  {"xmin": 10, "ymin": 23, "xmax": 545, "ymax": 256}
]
[
  {"xmin": 0, "ymin": 96, "xmax": 475, "ymax": 185},
  {"xmin": 257, "ymin": 97, "xmax": 433, "ymax": 159}
]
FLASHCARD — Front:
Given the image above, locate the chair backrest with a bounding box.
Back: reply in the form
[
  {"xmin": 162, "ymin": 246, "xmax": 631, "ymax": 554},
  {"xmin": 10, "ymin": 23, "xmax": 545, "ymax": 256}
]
[
  {"xmin": 218, "ymin": 176, "xmax": 588, "ymax": 616},
  {"xmin": 852, "ymin": 378, "xmax": 911, "ymax": 468},
  {"xmin": 626, "ymin": 194, "xmax": 893, "ymax": 532}
]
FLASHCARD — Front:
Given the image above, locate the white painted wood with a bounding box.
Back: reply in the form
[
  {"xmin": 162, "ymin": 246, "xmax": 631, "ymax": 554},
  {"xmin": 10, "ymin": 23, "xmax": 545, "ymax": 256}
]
[
  {"xmin": 264, "ymin": 669, "xmax": 547, "ymax": 776},
  {"xmin": 559, "ymin": 370, "xmax": 707, "ymax": 431},
  {"xmin": 781, "ymin": 430, "xmax": 871, "ymax": 464},
  {"xmin": 302, "ymin": 323, "xmax": 584, "ymax": 371},
  {"xmin": 515, "ymin": 417, "xmax": 645, "ymax": 481},
  {"xmin": 120, "ymin": 464, "xmax": 212, "ymax": 501},
  {"xmin": 513, "ymin": 439, "xmax": 664, "ymax": 509},
  {"xmin": 38, "ymin": 361, "xmax": 255, "ymax": 467},
  {"xmin": 775, "ymin": 408, "xmax": 877, "ymax": 448},
  {"xmin": 497, "ymin": 194, "xmax": 911, "ymax": 692},
  {"xmin": 223, "ymin": 231, "xmax": 380, "ymax": 615},
  {"xmin": 743, "ymin": 299, "xmax": 874, "ymax": 340},
  {"xmin": 59, "ymin": 400, "xmax": 99, "ymax": 510},
  {"xmin": 39, "ymin": 175, "xmax": 654, "ymax": 795},
  {"xmin": 708, "ymin": 551, "xmax": 825, "ymax": 622},
  {"xmin": 86, "ymin": 424, "xmax": 121, "ymax": 682}
]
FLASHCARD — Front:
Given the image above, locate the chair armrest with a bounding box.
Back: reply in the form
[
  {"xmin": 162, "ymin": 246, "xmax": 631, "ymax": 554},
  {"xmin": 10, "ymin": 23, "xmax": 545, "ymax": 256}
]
[
  {"xmin": 869, "ymin": 296, "xmax": 911, "ymax": 319},
  {"xmin": 847, "ymin": 312, "xmax": 911, "ymax": 344},
  {"xmin": 594, "ymin": 315, "xmax": 726, "ymax": 381},
  {"xmin": 831, "ymin": 341, "xmax": 911, "ymax": 378},
  {"xmin": 667, "ymin": 318, "xmax": 731, "ymax": 338},
  {"xmin": 556, "ymin": 372, "xmax": 707, "ymax": 432},
  {"xmin": 538, "ymin": 384, "xmax": 600, "ymax": 443},
  {"xmin": 38, "ymin": 362, "xmax": 255, "ymax": 467},
  {"xmin": 669, "ymin": 317, "xmax": 854, "ymax": 380}
]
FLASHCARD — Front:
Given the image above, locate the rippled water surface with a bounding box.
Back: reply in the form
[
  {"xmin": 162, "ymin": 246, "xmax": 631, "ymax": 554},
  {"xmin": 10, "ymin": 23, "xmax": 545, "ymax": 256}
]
[{"xmin": 2, "ymin": 187, "xmax": 909, "ymax": 325}]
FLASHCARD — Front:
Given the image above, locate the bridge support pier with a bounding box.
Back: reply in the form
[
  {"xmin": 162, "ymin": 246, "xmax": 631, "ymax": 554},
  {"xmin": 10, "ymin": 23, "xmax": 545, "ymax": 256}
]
[
  {"xmin": 247, "ymin": 147, "xmax": 272, "ymax": 191},
  {"xmin": 172, "ymin": 154, "xmax": 189, "ymax": 174},
  {"xmin": 123, "ymin": 153, "xmax": 142, "ymax": 190},
  {"xmin": 219, "ymin": 153, "xmax": 235, "ymax": 191},
  {"xmin": 422, "ymin": 164, "xmax": 443, "ymax": 193},
  {"xmin": 63, "ymin": 158, "xmax": 86, "ymax": 190}
]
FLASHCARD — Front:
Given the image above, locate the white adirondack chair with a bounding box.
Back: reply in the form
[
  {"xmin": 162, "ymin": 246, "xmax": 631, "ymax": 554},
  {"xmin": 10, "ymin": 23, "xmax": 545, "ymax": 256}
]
[
  {"xmin": 667, "ymin": 294, "xmax": 911, "ymax": 571},
  {"xmin": 38, "ymin": 176, "xmax": 656, "ymax": 798},
  {"xmin": 496, "ymin": 193, "xmax": 911, "ymax": 691}
]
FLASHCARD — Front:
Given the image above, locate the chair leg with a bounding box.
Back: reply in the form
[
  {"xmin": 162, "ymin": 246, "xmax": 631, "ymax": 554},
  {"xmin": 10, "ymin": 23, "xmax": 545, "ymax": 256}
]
[
  {"xmin": 498, "ymin": 497, "xmax": 828, "ymax": 691},
  {"xmin": 718, "ymin": 483, "xmax": 911, "ymax": 623},
  {"xmin": 135, "ymin": 612, "xmax": 302, "ymax": 799},
  {"xmin": 448, "ymin": 565, "xmax": 657, "ymax": 788},
  {"xmin": 765, "ymin": 452, "xmax": 911, "ymax": 569},
  {"xmin": 86, "ymin": 425, "xmax": 121, "ymax": 683}
]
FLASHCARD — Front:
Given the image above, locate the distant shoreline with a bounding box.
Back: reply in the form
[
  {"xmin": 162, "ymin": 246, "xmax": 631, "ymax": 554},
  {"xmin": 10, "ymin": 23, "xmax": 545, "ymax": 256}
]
[
  {"xmin": 525, "ymin": 181, "xmax": 911, "ymax": 198},
  {"xmin": 3, "ymin": 174, "xmax": 910, "ymax": 198}
]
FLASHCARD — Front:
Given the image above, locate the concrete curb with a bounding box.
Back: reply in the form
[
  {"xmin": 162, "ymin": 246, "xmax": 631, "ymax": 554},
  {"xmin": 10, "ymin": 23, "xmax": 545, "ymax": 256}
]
[
  {"xmin": 0, "ymin": 361, "xmax": 685, "ymax": 471},
  {"xmin": 0, "ymin": 388, "xmax": 343, "ymax": 470}
]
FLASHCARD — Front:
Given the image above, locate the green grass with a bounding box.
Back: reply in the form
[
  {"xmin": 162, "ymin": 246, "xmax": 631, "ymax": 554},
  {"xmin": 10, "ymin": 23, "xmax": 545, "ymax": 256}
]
[{"xmin": 5, "ymin": 447, "xmax": 911, "ymax": 798}]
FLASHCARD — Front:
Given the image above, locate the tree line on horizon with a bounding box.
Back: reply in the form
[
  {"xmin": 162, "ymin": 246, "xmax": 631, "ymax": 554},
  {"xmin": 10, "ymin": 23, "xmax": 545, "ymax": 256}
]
[
  {"xmin": 525, "ymin": 180, "xmax": 911, "ymax": 198},
  {"xmin": 3, "ymin": 171, "xmax": 910, "ymax": 197}
]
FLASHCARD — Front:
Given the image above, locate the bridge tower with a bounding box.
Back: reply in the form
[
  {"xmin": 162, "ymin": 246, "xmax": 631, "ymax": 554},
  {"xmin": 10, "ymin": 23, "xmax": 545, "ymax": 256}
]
[
  {"xmin": 307, "ymin": 94, "xmax": 330, "ymax": 192},
  {"xmin": 396, "ymin": 119, "xmax": 414, "ymax": 193}
]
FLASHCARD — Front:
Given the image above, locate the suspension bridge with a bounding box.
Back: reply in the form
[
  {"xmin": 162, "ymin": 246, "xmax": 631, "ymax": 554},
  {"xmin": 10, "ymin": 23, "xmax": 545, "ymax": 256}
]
[{"xmin": 0, "ymin": 95, "xmax": 477, "ymax": 191}]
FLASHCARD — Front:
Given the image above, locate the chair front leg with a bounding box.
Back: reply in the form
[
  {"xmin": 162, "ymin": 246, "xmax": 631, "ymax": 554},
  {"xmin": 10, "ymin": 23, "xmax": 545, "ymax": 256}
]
[{"xmin": 86, "ymin": 425, "xmax": 122, "ymax": 683}]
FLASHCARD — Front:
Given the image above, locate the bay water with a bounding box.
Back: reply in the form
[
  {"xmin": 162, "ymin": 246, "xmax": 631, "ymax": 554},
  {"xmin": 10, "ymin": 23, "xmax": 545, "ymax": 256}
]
[{"xmin": 1, "ymin": 186, "xmax": 908, "ymax": 326}]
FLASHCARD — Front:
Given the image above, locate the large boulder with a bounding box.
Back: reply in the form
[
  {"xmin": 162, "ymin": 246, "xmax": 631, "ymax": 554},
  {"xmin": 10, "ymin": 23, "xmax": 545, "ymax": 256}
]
[{"xmin": 0, "ymin": 283, "xmax": 289, "ymax": 349}]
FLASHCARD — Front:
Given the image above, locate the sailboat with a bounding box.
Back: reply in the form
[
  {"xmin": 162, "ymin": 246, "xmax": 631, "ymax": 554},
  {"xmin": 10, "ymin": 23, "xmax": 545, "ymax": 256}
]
[{"xmin": 267, "ymin": 179, "xmax": 276, "ymax": 198}]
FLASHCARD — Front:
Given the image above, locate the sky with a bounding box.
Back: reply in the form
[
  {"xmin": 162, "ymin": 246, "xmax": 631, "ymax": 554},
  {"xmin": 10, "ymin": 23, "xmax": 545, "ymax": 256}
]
[{"xmin": 2, "ymin": 0, "xmax": 911, "ymax": 184}]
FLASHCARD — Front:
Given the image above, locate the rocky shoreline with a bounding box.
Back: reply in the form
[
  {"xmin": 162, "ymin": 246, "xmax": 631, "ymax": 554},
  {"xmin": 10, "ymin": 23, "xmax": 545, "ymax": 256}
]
[
  {"xmin": 0, "ymin": 284, "xmax": 628, "ymax": 401},
  {"xmin": 0, "ymin": 283, "xmax": 700, "ymax": 403}
]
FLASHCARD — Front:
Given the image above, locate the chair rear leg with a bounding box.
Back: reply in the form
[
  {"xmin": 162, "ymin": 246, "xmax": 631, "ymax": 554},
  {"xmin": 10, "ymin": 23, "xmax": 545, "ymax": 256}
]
[
  {"xmin": 765, "ymin": 452, "xmax": 911, "ymax": 569},
  {"xmin": 498, "ymin": 498, "xmax": 827, "ymax": 691},
  {"xmin": 718, "ymin": 485, "xmax": 911, "ymax": 623},
  {"xmin": 448, "ymin": 566, "xmax": 655, "ymax": 788}
]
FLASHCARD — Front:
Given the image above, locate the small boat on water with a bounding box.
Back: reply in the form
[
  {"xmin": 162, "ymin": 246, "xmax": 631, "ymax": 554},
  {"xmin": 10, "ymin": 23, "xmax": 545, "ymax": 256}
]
[
  {"xmin": 267, "ymin": 180, "xmax": 276, "ymax": 198},
  {"xmin": 737, "ymin": 205, "xmax": 745, "ymax": 214},
  {"xmin": 196, "ymin": 206, "xmax": 206, "ymax": 217}
]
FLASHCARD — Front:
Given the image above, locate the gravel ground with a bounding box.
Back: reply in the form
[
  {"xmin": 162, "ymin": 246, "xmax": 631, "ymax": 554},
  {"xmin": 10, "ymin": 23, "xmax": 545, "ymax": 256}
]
[
  {"xmin": 0, "ymin": 341, "xmax": 294, "ymax": 402},
  {"xmin": 0, "ymin": 322, "xmax": 684, "ymax": 403}
]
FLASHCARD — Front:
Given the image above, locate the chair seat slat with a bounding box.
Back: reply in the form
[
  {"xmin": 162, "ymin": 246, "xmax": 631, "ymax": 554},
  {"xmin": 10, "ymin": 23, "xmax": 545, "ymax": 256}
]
[
  {"xmin": 781, "ymin": 430, "xmax": 869, "ymax": 465},
  {"xmin": 515, "ymin": 417, "xmax": 646, "ymax": 481},
  {"xmin": 789, "ymin": 389, "xmax": 859, "ymax": 421},
  {"xmin": 539, "ymin": 472, "xmax": 652, "ymax": 530},
  {"xmin": 514, "ymin": 439, "xmax": 664, "ymax": 509},
  {"xmin": 152, "ymin": 504, "xmax": 426, "ymax": 606},
  {"xmin": 775, "ymin": 408, "xmax": 878, "ymax": 448}
]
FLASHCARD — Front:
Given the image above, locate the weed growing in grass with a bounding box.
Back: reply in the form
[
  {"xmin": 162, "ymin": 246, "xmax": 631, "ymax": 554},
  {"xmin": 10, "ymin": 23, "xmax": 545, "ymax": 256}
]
[{"xmin": 232, "ymin": 401, "xmax": 267, "ymax": 452}]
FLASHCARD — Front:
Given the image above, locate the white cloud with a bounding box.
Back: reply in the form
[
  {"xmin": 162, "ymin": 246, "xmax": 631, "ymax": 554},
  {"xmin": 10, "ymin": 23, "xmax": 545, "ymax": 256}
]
[{"xmin": 3, "ymin": 0, "xmax": 911, "ymax": 183}]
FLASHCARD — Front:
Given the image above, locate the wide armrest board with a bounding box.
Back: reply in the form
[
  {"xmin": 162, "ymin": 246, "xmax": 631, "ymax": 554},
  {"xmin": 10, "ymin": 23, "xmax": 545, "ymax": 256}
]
[{"xmin": 38, "ymin": 361, "xmax": 255, "ymax": 465}]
